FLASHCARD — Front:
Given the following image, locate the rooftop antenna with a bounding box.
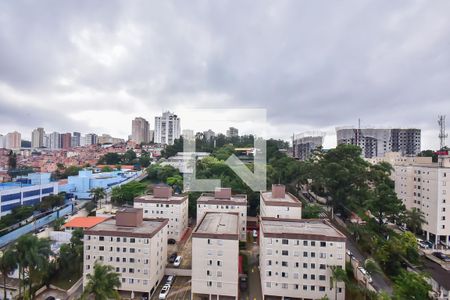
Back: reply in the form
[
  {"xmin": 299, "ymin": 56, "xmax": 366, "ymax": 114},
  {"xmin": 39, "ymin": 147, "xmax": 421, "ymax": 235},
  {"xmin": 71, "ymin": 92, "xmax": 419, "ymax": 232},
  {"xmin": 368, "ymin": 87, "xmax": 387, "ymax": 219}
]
[{"xmin": 438, "ymin": 115, "xmax": 448, "ymax": 150}]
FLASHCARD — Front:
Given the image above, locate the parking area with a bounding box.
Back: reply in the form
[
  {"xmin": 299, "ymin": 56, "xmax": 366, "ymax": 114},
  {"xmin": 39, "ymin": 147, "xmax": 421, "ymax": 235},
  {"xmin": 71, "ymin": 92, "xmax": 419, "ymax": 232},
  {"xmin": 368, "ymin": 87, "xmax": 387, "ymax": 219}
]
[{"xmin": 150, "ymin": 276, "xmax": 191, "ymax": 300}]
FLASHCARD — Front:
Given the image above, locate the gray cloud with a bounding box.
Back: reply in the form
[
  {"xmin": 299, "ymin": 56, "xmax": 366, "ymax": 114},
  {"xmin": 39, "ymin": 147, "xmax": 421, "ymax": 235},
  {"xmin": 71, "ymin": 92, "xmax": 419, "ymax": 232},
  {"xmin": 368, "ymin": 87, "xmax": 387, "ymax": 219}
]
[{"xmin": 0, "ymin": 0, "xmax": 449, "ymax": 148}]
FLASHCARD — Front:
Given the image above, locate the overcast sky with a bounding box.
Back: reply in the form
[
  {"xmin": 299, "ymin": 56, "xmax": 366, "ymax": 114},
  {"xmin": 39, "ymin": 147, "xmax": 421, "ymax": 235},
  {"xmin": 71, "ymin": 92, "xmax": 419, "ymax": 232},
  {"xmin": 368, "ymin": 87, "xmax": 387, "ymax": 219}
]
[{"xmin": 1, "ymin": 1, "xmax": 449, "ymax": 149}]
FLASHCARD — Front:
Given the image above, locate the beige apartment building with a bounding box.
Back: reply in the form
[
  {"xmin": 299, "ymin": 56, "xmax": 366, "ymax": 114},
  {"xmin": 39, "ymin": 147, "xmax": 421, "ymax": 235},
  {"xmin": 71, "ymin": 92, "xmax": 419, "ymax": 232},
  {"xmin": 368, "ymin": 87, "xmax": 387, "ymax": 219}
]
[
  {"xmin": 197, "ymin": 188, "xmax": 247, "ymax": 240},
  {"xmin": 394, "ymin": 155, "xmax": 450, "ymax": 245},
  {"xmin": 83, "ymin": 208, "xmax": 168, "ymax": 298},
  {"xmin": 260, "ymin": 184, "xmax": 302, "ymax": 219},
  {"xmin": 191, "ymin": 212, "xmax": 240, "ymax": 300},
  {"xmin": 134, "ymin": 185, "xmax": 188, "ymax": 241},
  {"xmin": 259, "ymin": 217, "xmax": 346, "ymax": 300}
]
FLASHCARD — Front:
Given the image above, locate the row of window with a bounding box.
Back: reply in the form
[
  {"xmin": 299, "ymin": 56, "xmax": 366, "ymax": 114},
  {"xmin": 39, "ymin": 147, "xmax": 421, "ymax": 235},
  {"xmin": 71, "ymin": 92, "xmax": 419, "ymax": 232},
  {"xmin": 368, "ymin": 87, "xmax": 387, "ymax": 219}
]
[
  {"xmin": 86, "ymin": 255, "xmax": 149, "ymax": 264},
  {"xmin": 265, "ymin": 282, "xmax": 342, "ymax": 293},
  {"xmin": 86, "ymin": 235, "xmax": 151, "ymax": 244},
  {"xmin": 266, "ymin": 271, "xmax": 327, "ymax": 281},
  {"xmin": 267, "ymin": 239, "xmax": 333, "ymax": 247},
  {"xmin": 265, "ymin": 261, "xmax": 329, "ymax": 270},
  {"xmin": 265, "ymin": 249, "xmax": 342, "ymax": 260}
]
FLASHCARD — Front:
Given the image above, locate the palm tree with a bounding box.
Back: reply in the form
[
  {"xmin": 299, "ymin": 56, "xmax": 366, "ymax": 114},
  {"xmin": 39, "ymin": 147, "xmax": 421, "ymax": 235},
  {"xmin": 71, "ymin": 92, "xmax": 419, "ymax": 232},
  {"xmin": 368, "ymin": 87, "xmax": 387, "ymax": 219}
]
[
  {"xmin": 329, "ymin": 265, "xmax": 347, "ymax": 300},
  {"xmin": 405, "ymin": 208, "xmax": 426, "ymax": 234},
  {"xmin": 15, "ymin": 234, "xmax": 52, "ymax": 298},
  {"xmin": 90, "ymin": 187, "xmax": 107, "ymax": 209},
  {"xmin": 0, "ymin": 248, "xmax": 17, "ymax": 300},
  {"xmin": 81, "ymin": 262, "xmax": 121, "ymax": 300}
]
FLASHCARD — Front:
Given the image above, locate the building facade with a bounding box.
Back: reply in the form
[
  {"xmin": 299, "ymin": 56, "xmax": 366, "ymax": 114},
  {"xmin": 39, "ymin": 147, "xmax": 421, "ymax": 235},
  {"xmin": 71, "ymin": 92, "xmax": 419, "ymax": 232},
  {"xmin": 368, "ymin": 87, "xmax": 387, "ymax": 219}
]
[
  {"xmin": 197, "ymin": 188, "xmax": 247, "ymax": 240},
  {"xmin": 49, "ymin": 132, "xmax": 61, "ymax": 149},
  {"xmin": 5, "ymin": 132, "xmax": 21, "ymax": 150},
  {"xmin": 226, "ymin": 127, "xmax": 239, "ymax": 138},
  {"xmin": 394, "ymin": 155, "xmax": 450, "ymax": 245},
  {"xmin": 260, "ymin": 184, "xmax": 302, "ymax": 219},
  {"xmin": 131, "ymin": 117, "xmax": 150, "ymax": 144},
  {"xmin": 154, "ymin": 111, "xmax": 181, "ymax": 145},
  {"xmin": 61, "ymin": 133, "xmax": 72, "ymax": 149},
  {"xmin": 0, "ymin": 179, "xmax": 58, "ymax": 216},
  {"xmin": 134, "ymin": 185, "xmax": 188, "ymax": 241},
  {"xmin": 259, "ymin": 217, "xmax": 346, "ymax": 300},
  {"xmin": 83, "ymin": 208, "xmax": 168, "ymax": 298},
  {"xmin": 31, "ymin": 128, "xmax": 45, "ymax": 148},
  {"xmin": 72, "ymin": 132, "xmax": 81, "ymax": 147},
  {"xmin": 191, "ymin": 212, "xmax": 239, "ymax": 300},
  {"xmin": 292, "ymin": 133, "xmax": 324, "ymax": 161},
  {"xmin": 336, "ymin": 127, "xmax": 421, "ymax": 158}
]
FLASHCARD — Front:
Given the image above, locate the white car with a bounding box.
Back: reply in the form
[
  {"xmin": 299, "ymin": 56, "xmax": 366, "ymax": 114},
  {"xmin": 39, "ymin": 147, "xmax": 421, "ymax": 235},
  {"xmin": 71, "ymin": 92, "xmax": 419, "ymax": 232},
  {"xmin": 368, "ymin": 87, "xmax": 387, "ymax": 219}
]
[
  {"xmin": 173, "ymin": 256, "xmax": 182, "ymax": 267},
  {"xmin": 252, "ymin": 230, "xmax": 258, "ymax": 238},
  {"xmin": 159, "ymin": 284, "xmax": 171, "ymax": 300},
  {"xmin": 166, "ymin": 275, "xmax": 175, "ymax": 285},
  {"xmin": 358, "ymin": 267, "xmax": 373, "ymax": 283}
]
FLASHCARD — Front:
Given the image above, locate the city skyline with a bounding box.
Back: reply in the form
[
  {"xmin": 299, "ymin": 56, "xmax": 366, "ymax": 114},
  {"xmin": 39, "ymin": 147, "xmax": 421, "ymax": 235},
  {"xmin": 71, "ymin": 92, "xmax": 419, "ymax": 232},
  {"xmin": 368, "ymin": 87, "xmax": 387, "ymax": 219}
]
[{"xmin": 1, "ymin": 1, "xmax": 450, "ymax": 149}]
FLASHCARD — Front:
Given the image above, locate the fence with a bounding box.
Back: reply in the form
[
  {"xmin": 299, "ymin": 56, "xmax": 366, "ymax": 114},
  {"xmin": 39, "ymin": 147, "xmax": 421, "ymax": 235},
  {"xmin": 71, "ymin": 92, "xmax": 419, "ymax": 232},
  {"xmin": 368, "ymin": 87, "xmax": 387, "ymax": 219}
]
[{"xmin": 0, "ymin": 204, "xmax": 74, "ymax": 248}]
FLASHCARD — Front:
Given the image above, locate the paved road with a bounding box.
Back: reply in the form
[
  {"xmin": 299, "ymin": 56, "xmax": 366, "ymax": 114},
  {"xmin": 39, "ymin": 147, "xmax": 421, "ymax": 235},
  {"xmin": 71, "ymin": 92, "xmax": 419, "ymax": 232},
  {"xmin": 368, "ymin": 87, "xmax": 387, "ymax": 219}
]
[
  {"xmin": 340, "ymin": 220, "xmax": 393, "ymax": 294},
  {"xmin": 240, "ymin": 242, "xmax": 262, "ymax": 300}
]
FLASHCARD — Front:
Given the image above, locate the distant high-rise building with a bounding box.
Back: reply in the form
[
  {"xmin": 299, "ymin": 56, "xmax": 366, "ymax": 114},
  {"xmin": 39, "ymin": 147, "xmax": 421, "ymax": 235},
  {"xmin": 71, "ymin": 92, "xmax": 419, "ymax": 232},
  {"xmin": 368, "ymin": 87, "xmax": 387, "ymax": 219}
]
[
  {"xmin": 336, "ymin": 127, "xmax": 421, "ymax": 158},
  {"xmin": 226, "ymin": 127, "xmax": 239, "ymax": 138},
  {"xmin": 98, "ymin": 134, "xmax": 125, "ymax": 145},
  {"xmin": 203, "ymin": 129, "xmax": 215, "ymax": 141},
  {"xmin": 61, "ymin": 133, "xmax": 72, "ymax": 149},
  {"xmin": 131, "ymin": 117, "xmax": 150, "ymax": 144},
  {"xmin": 43, "ymin": 134, "xmax": 50, "ymax": 148},
  {"xmin": 0, "ymin": 134, "xmax": 5, "ymax": 149},
  {"xmin": 31, "ymin": 127, "xmax": 45, "ymax": 148},
  {"xmin": 85, "ymin": 133, "xmax": 98, "ymax": 145},
  {"xmin": 72, "ymin": 132, "xmax": 81, "ymax": 147},
  {"xmin": 148, "ymin": 130, "xmax": 154, "ymax": 143},
  {"xmin": 49, "ymin": 132, "xmax": 61, "ymax": 149},
  {"xmin": 154, "ymin": 111, "xmax": 181, "ymax": 145},
  {"xmin": 5, "ymin": 131, "xmax": 21, "ymax": 150},
  {"xmin": 293, "ymin": 132, "xmax": 325, "ymax": 161},
  {"xmin": 182, "ymin": 129, "xmax": 194, "ymax": 141}
]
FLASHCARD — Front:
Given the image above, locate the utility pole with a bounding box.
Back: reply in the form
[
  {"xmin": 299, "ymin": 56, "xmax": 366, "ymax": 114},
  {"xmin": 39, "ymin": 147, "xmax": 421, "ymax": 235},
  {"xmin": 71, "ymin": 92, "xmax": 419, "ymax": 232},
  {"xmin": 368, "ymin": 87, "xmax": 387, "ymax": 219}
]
[{"xmin": 438, "ymin": 115, "xmax": 448, "ymax": 150}]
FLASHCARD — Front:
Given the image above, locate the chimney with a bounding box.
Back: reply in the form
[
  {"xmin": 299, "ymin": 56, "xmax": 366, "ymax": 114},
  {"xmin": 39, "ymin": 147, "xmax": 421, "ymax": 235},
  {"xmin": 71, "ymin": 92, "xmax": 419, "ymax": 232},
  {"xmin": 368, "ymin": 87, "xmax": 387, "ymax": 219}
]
[
  {"xmin": 153, "ymin": 185, "xmax": 173, "ymax": 198},
  {"xmin": 116, "ymin": 208, "xmax": 143, "ymax": 227},
  {"xmin": 272, "ymin": 184, "xmax": 286, "ymax": 198},
  {"xmin": 215, "ymin": 187, "xmax": 232, "ymax": 199}
]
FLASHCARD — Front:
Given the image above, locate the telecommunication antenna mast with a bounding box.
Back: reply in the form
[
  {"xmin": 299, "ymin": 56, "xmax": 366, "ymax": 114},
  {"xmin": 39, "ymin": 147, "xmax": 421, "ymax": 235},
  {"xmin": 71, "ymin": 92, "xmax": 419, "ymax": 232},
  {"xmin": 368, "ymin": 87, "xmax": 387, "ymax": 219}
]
[{"xmin": 438, "ymin": 115, "xmax": 448, "ymax": 150}]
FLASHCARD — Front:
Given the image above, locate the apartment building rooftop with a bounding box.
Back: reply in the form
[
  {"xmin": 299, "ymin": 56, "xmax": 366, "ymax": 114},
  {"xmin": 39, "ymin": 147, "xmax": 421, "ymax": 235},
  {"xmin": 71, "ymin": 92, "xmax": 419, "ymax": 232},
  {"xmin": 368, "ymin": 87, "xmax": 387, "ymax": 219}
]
[
  {"xmin": 85, "ymin": 208, "xmax": 168, "ymax": 238},
  {"xmin": 193, "ymin": 212, "xmax": 239, "ymax": 240},
  {"xmin": 260, "ymin": 217, "xmax": 346, "ymax": 242},
  {"xmin": 134, "ymin": 185, "xmax": 187, "ymax": 204},
  {"xmin": 197, "ymin": 187, "xmax": 247, "ymax": 205},
  {"xmin": 260, "ymin": 184, "xmax": 302, "ymax": 207}
]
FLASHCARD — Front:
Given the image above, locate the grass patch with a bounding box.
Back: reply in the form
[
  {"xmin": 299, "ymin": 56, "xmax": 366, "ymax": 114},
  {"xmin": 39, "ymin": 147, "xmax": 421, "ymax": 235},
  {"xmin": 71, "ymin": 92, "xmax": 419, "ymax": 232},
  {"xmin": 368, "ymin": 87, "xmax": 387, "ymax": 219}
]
[{"xmin": 50, "ymin": 270, "xmax": 82, "ymax": 290}]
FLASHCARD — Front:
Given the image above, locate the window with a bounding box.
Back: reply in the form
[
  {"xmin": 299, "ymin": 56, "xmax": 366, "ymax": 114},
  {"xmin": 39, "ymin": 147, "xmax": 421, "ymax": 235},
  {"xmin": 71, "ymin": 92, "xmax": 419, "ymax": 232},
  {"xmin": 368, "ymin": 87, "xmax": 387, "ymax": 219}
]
[
  {"xmin": 303, "ymin": 252, "xmax": 308, "ymax": 257},
  {"xmin": 217, "ymin": 282, "xmax": 222, "ymax": 288},
  {"xmin": 281, "ymin": 272, "xmax": 287, "ymax": 278},
  {"xmin": 311, "ymin": 241, "xmax": 316, "ymax": 246},
  {"xmin": 267, "ymin": 271, "xmax": 272, "ymax": 277},
  {"xmin": 282, "ymin": 250, "xmax": 288, "ymax": 256},
  {"xmin": 99, "ymin": 236, "xmax": 104, "ymax": 241},
  {"xmin": 99, "ymin": 246, "xmax": 104, "ymax": 251},
  {"xmin": 217, "ymin": 271, "xmax": 222, "ymax": 277},
  {"xmin": 130, "ymin": 238, "xmax": 135, "ymax": 243},
  {"xmin": 282, "ymin": 261, "xmax": 288, "ymax": 267},
  {"xmin": 217, "ymin": 261, "xmax": 222, "ymax": 267},
  {"xmin": 207, "ymin": 281, "xmax": 212, "ymax": 287},
  {"xmin": 282, "ymin": 239, "xmax": 289, "ymax": 245},
  {"xmin": 320, "ymin": 241, "xmax": 326, "ymax": 247},
  {"xmin": 129, "ymin": 268, "xmax": 134, "ymax": 273},
  {"xmin": 303, "ymin": 240, "xmax": 308, "ymax": 246},
  {"xmin": 319, "ymin": 275, "xmax": 326, "ymax": 281},
  {"xmin": 303, "ymin": 274, "xmax": 307, "ymax": 279},
  {"xmin": 319, "ymin": 286, "xmax": 326, "ymax": 292},
  {"xmin": 266, "ymin": 282, "xmax": 271, "ymax": 288}
]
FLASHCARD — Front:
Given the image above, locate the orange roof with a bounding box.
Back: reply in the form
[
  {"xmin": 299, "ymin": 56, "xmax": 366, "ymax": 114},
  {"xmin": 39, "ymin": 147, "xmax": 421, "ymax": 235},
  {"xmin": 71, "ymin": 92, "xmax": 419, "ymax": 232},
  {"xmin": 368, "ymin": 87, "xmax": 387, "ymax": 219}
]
[{"xmin": 64, "ymin": 217, "xmax": 108, "ymax": 229}]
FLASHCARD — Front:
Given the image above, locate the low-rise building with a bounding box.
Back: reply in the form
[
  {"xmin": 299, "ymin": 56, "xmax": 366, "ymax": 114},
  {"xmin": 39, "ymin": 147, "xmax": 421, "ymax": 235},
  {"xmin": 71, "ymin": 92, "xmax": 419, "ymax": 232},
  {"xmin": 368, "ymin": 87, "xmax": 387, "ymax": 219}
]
[
  {"xmin": 63, "ymin": 216, "xmax": 108, "ymax": 232},
  {"xmin": 0, "ymin": 180, "xmax": 58, "ymax": 217},
  {"xmin": 191, "ymin": 212, "xmax": 239, "ymax": 300},
  {"xmin": 260, "ymin": 184, "xmax": 302, "ymax": 219},
  {"xmin": 134, "ymin": 185, "xmax": 188, "ymax": 241},
  {"xmin": 259, "ymin": 217, "xmax": 346, "ymax": 300},
  {"xmin": 83, "ymin": 208, "xmax": 168, "ymax": 299},
  {"xmin": 196, "ymin": 188, "xmax": 247, "ymax": 240}
]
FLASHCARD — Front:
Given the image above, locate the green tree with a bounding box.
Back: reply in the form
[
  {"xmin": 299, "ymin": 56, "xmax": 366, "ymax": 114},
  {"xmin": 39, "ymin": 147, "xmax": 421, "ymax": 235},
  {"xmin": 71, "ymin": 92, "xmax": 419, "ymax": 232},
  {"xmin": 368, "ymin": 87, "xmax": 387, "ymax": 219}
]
[
  {"xmin": 98, "ymin": 153, "xmax": 121, "ymax": 165},
  {"xmin": 101, "ymin": 166, "xmax": 113, "ymax": 172},
  {"xmin": 122, "ymin": 149, "xmax": 137, "ymax": 164},
  {"xmin": 302, "ymin": 203, "xmax": 323, "ymax": 219},
  {"xmin": 329, "ymin": 265, "xmax": 347, "ymax": 300},
  {"xmin": 0, "ymin": 248, "xmax": 17, "ymax": 300},
  {"xmin": 53, "ymin": 217, "xmax": 65, "ymax": 231},
  {"xmin": 81, "ymin": 262, "xmax": 121, "ymax": 300},
  {"xmin": 7, "ymin": 151, "xmax": 17, "ymax": 170},
  {"xmin": 405, "ymin": 208, "xmax": 426, "ymax": 234},
  {"xmin": 90, "ymin": 187, "xmax": 107, "ymax": 209},
  {"xmin": 111, "ymin": 181, "xmax": 147, "ymax": 205},
  {"xmin": 161, "ymin": 137, "xmax": 184, "ymax": 158},
  {"xmin": 393, "ymin": 270, "xmax": 431, "ymax": 300}
]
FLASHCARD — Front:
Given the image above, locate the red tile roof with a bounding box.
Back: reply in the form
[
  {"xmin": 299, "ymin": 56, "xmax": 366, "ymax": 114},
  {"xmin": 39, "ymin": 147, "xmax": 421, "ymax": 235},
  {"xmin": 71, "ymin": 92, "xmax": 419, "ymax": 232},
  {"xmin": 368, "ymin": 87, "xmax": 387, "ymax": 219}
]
[{"xmin": 64, "ymin": 217, "xmax": 108, "ymax": 229}]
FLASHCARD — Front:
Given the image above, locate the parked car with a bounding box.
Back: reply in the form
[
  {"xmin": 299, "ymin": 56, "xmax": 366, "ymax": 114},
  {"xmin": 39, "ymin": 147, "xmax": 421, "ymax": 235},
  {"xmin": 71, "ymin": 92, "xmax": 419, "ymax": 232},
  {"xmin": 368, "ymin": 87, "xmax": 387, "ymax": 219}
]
[
  {"xmin": 432, "ymin": 252, "xmax": 450, "ymax": 262},
  {"xmin": 357, "ymin": 267, "xmax": 373, "ymax": 283},
  {"xmin": 252, "ymin": 230, "xmax": 258, "ymax": 238},
  {"xmin": 166, "ymin": 275, "xmax": 175, "ymax": 285},
  {"xmin": 168, "ymin": 238, "xmax": 176, "ymax": 245},
  {"xmin": 239, "ymin": 275, "xmax": 248, "ymax": 291},
  {"xmin": 168, "ymin": 253, "xmax": 178, "ymax": 263},
  {"xmin": 159, "ymin": 284, "xmax": 171, "ymax": 300},
  {"xmin": 424, "ymin": 241, "xmax": 434, "ymax": 249},
  {"xmin": 173, "ymin": 256, "xmax": 182, "ymax": 267}
]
